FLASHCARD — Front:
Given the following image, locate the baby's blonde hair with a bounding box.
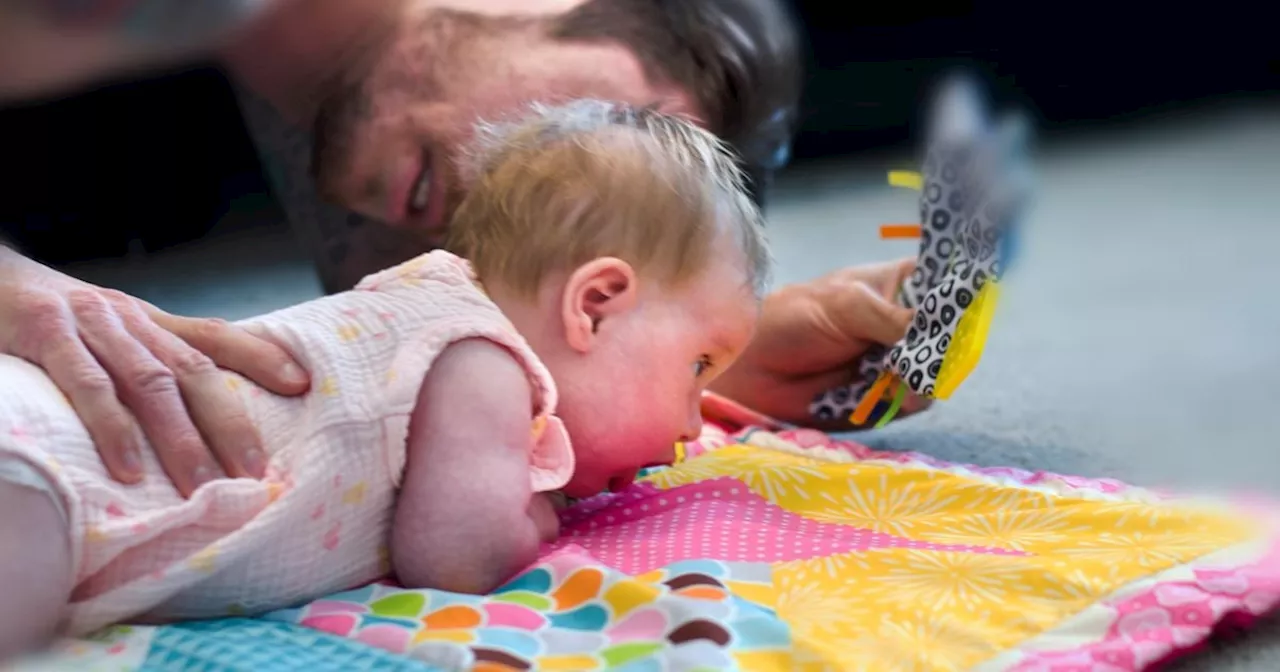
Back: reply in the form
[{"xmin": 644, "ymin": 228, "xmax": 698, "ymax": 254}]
[{"xmin": 446, "ymin": 100, "xmax": 771, "ymax": 299}]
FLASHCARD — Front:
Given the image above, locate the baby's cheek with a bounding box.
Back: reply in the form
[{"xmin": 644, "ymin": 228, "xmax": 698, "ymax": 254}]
[
  {"xmin": 562, "ymin": 392, "xmax": 679, "ymax": 473},
  {"xmin": 622, "ymin": 422, "xmax": 682, "ymax": 469}
]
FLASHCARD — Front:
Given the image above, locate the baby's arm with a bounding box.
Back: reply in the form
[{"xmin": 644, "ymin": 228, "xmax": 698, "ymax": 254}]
[{"xmin": 391, "ymin": 338, "xmax": 555, "ymax": 595}]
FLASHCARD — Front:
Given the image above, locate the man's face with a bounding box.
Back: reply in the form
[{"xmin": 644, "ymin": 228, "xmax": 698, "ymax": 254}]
[{"xmin": 310, "ymin": 5, "xmax": 697, "ymax": 243}]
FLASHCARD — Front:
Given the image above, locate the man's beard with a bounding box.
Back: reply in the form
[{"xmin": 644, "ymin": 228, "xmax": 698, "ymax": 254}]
[{"xmin": 309, "ymin": 77, "xmax": 373, "ymax": 203}]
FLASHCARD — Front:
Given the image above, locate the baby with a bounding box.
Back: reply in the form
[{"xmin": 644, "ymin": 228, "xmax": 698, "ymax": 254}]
[{"xmin": 0, "ymin": 99, "xmax": 769, "ymax": 658}]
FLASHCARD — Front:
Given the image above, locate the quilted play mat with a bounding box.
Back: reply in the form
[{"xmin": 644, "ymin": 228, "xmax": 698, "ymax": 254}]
[{"xmin": 14, "ymin": 424, "xmax": 1280, "ymax": 671}]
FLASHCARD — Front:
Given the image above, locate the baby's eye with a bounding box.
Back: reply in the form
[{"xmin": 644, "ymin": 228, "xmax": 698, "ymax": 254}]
[{"xmin": 694, "ymin": 355, "xmax": 714, "ymax": 377}]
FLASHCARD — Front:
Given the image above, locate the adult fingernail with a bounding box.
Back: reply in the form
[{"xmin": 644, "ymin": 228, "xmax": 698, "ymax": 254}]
[
  {"xmin": 120, "ymin": 446, "xmax": 142, "ymax": 476},
  {"xmin": 242, "ymin": 449, "xmax": 267, "ymax": 478},
  {"xmin": 281, "ymin": 363, "xmax": 307, "ymax": 385},
  {"xmin": 191, "ymin": 464, "xmax": 216, "ymax": 489}
]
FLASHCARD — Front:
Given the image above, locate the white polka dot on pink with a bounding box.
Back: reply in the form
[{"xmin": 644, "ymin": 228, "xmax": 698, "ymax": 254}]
[{"xmin": 552, "ymin": 477, "xmax": 1023, "ymax": 575}]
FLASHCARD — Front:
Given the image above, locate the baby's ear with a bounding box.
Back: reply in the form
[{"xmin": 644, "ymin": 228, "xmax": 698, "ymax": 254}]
[{"xmin": 561, "ymin": 258, "xmax": 638, "ymax": 353}]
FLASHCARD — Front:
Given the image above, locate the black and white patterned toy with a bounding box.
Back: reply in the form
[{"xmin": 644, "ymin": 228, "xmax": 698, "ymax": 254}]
[{"xmin": 807, "ymin": 74, "xmax": 1035, "ymax": 426}]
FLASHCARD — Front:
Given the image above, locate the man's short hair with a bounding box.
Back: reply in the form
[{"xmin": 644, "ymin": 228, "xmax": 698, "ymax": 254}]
[{"xmin": 550, "ymin": 0, "xmax": 804, "ymax": 206}]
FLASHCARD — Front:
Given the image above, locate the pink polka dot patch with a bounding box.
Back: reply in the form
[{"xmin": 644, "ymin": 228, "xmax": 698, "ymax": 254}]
[{"xmin": 552, "ymin": 477, "xmax": 1024, "ymax": 575}]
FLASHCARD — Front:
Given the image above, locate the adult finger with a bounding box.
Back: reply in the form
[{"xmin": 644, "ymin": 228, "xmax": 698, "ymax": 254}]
[
  {"xmin": 891, "ymin": 257, "xmax": 917, "ymax": 293},
  {"xmin": 144, "ymin": 308, "xmax": 310, "ymax": 396},
  {"xmin": 119, "ymin": 302, "xmax": 268, "ymax": 480},
  {"xmin": 870, "ymin": 257, "xmax": 918, "ymax": 299},
  {"xmin": 11, "ymin": 292, "xmax": 145, "ymax": 484},
  {"xmin": 69, "ymin": 290, "xmax": 219, "ymax": 497},
  {"xmin": 825, "ymin": 258, "xmax": 914, "ymax": 298},
  {"xmin": 827, "ymin": 281, "xmax": 915, "ymax": 347}
]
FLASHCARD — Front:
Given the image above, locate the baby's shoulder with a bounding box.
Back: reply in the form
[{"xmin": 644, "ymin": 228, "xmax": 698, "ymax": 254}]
[{"xmin": 353, "ymin": 250, "xmax": 477, "ymax": 293}]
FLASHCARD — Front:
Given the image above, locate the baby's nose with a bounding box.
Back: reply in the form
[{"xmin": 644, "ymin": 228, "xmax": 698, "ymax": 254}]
[{"xmin": 680, "ymin": 409, "xmax": 704, "ymax": 443}]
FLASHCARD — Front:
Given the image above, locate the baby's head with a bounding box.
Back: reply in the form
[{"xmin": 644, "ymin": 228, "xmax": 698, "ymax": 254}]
[{"xmin": 448, "ymin": 100, "xmax": 769, "ymax": 498}]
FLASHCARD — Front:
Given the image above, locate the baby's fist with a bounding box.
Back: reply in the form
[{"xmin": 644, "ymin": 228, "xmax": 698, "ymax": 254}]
[{"xmin": 528, "ymin": 493, "xmax": 563, "ymax": 542}]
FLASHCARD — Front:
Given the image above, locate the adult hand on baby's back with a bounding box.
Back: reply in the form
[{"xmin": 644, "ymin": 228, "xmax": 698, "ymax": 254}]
[
  {"xmin": 0, "ymin": 247, "xmax": 310, "ymax": 496},
  {"xmin": 710, "ymin": 258, "xmax": 932, "ymax": 429}
]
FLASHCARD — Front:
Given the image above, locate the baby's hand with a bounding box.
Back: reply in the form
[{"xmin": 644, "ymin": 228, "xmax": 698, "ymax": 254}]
[{"xmin": 528, "ymin": 493, "xmax": 563, "ymax": 542}]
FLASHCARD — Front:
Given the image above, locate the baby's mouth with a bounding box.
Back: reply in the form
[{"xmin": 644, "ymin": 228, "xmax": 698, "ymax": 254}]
[{"xmin": 607, "ymin": 470, "xmax": 641, "ymax": 493}]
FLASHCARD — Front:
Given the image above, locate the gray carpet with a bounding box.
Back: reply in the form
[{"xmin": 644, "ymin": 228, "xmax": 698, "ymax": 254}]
[{"xmin": 63, "ymin": 100, "xmax": 1280, "ymax": 669}]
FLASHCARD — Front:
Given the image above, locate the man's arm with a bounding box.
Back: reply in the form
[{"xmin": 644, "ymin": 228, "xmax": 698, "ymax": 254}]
[
  {"xmin": 391, "ymin": 338, "xmax": 553, "ymax": 595},
  {"xmin": 0, "ymin": 0, "xmax": 267, "ymax": 103}
]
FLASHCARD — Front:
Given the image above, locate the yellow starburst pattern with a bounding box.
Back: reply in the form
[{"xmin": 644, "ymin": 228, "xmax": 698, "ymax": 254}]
[
  {"xmin": 773, "ymin": 568, "xmax": 872, "ymax": 643},
  {"xmin": 767, "ymin": 548, "xmax": 1056, "ymax": 664},
  {"xmin": 913, "ymin": 494, "xmax": 1094, "ymax": 552},
  {"xmin": 865, "ymin": 550, "xmax": 1046, "ymax": 614},
  {"xmin": 1007, "ymin": 561, "xmax": 1130, "ymax": 629},
  {"xmin": 642, "ymin": 444, "xmax": 831, "ymax": 502},
  {"xmin": 835, "ymin": 611, "xmax": 1002, "ymax": 672},
  {"xmin": 1089, "ymin": 498, "xmax": 1254, "ymax": 540},
  {"xmin": 779, "ymin": 550, "xmax": 874, "ymax": 583},
  {"xmin": 1056, "ymin": 528, "xmax": 1234, "ymax": 570},
  {"xmin": 799, "ymin": 471, "xmax": 963, "ymax": 537}
]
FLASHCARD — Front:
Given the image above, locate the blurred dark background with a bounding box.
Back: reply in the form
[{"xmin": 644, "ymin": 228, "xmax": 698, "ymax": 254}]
[{"xmin": 1, "ymin": 0, "xmax": 1275, "ymax": 264}]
